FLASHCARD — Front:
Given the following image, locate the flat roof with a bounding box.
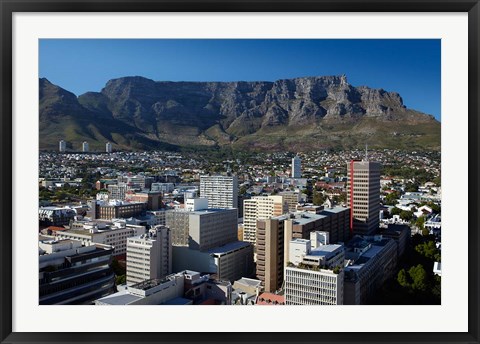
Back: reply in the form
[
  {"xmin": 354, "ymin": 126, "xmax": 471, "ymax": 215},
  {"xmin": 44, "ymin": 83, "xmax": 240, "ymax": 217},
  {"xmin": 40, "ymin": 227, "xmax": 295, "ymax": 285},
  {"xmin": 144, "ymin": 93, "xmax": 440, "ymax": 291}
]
[
  {"xmin": 95, "ymin": 290, "xmax": 141, "ymax": 305},
  {"xmin": 163, "ymin": 297, "xmax": 192, "ymax": 305},
  {"xmin": 207, "ymin": 241, "xmax": 251, "ymax": 255}
]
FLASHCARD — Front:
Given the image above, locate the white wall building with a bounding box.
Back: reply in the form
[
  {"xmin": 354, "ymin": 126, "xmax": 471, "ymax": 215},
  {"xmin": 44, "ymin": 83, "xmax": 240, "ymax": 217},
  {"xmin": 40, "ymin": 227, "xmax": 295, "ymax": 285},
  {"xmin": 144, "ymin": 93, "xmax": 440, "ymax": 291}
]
[
  {"xmin": 126, "ymin": 225, "xmax": 172, "ymax": 285},
  {"xmin": 106, "ymin": 142, "xmax": 112, "ymax": 153},
  {"xmin": 59, "ymin": 140, "xmax": 66, "ymax": 152},
  {"xmin": 291, "ymin": 155, "xmax": 302, "ymax": 178},
  {"xmin": 82, "ymin": 141, "xmax": 89, "ymax": 152},
  {"xmin": 285, "ymin": 266, "xmax": 343, "ymax": 305},
  {"xmin": 200, "ymin": 175, "xmax": 238, "ymax": 210},
  {"xmin": 55, "ymin": 220, "xmax": 146, "ymax": 256}
]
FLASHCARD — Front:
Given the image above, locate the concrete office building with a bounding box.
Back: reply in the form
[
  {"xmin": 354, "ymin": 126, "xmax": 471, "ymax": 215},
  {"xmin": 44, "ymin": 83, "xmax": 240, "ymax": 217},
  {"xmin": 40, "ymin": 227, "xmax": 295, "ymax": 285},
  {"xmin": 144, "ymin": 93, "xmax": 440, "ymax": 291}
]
[
  {"xmin": 82, "ymin": 141, "xmax": 89, "ymax": 152},
  {"xmin": 39, "ymin": 239, "xmax": 115, "ymax": 305},
  {"xmin": 59, "ymin": 140, "xmax": 66, "ymax": 152},
  {"xmin": 126, "ymin": 225, "xmax": 172, "ymax": 285},
  {"xmin": 105, "ymin": 142, "xmax": 112, "ymax": 153},
  {"xmin": 346, "ymin": 160, "xmax": 381, "ymax": 235},
  {"xmin": 173, "ymin": 241, "xmax": 254, "ymax": 282},
  {"xmin": 343, "ymin": 236, "xmax": 398, "ymax": 305},
  {"xmin": 39, "ymin": 207, "xmax": 77, "ymax": 227},
  {"xmin": 108, "ymin": 183, "xmax": 129, "ymax": 201},
  {"xmin": 185, "ymin": 197, "xmax": 208, "ymax": 211},
  {"xmin": 166, "ymin": 207, "xmax": 237, "ymax": 251},
  {"xmin": 89, "ymin": 200, "xmax": 147, "ymax": 220},
  {"xmin": 278, "ymin": 191, "xmax": 300, "ymax": 212},
  {"xmin": 285, "ymin": 239, "xmax": 345, "ymax": 305},
  {"xmin": 283, "ymin": 207, "xmax": 350, "ymax": 265},
  {"xmin": 243, "ymin": 195, "xmax": 288, "ymax": 244},
  {"xmin": 256, "ymin": 216, "xmax": 287, "ymax": 292},
  {"xmin": 126, "ymin": 191, "xmax": 162, "ymax": 210},
  {"xmin": 151, "ymin": 182, "xmax": 175, "ymax": 193},
  {"xmin": 200, "ymin": 175, "xmax": 238, "ymax": 209},
  {"xmin": 291, "ymin": 155, "xmax": 302, "ymax": 178},
  {"xmin": 165, "ymin": 210, "xmax": 190, "ymax": 246},
  {"xmin": 285, "ymin": 266, "xmax": 343, "ymax": 305},
  {"xmin": 189, "ymin": 208, "xmax": 238, "ymax": 251},
  {"xmin": 95, "ymin": 270, "xmax": 232, "ymax": 305},
  {"xmin": 55, "ymin": 219, "xmax": 146, "ymax": 256}
]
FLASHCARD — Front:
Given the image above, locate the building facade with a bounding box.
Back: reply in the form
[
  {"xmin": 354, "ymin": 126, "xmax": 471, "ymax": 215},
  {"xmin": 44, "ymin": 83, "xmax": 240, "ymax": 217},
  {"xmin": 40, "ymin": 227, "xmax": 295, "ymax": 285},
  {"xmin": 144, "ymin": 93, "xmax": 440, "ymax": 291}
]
[
  {"xmin": 291, "ymin": 155, "xmax": 302, "ymax": 178},
  {"xmin": 126, "ymin": 226, "xmax": 172, "ymax": 285},
  {"xmin": 55, "ymin": 220, "xmax": 147, "ymax": 256},
  {"xmin": 200, "ymin": 175, "xmax": 238, "ymax": 210},
  {"xmin": 59, "ymin": 140, "xmax": 66, "ymax": 152},
  {"xmin": 346, "ymin": 160, "xmax": 381, "ymax": 235},
  {"xmin": 256, "ymin": 216, "xmax": 286, "ymax": 293},
  {"xmin": 105, "ymin": 142, "xmax": 112, "ymax": 153},
  {"xmin": 82, "ymin": 141, "xmax": 89, "ymax": 152},
  {"xmin": 243, "ymin": 195, "xmax": 288, "ymax": 244},
  {"xmin": 39, "ymin": 239, "xmax": 115, "ymax": 305}
]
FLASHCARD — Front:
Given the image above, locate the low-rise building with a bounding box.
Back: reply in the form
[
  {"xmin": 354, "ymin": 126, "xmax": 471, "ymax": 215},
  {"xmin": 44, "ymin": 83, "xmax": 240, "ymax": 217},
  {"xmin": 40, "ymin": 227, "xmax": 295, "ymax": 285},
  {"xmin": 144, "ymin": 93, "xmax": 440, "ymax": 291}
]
[
  {"xmin": 39, "ymin": 239, "xmax": 115, "ymax": 305},
  {"xmin": 55, "ymin": 219, "xmax": 146, "ymax": 256},
  {"xmin": 343, "ymin": 236, "xmax": 398, "ymax": 305}
]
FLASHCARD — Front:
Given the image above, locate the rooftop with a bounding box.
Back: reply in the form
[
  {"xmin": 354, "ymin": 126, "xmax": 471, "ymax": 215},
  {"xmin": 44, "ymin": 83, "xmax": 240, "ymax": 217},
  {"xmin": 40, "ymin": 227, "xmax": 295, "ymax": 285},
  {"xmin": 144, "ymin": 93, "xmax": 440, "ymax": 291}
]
[{"xmin": 207, "ymin": 241, "xmax": 251, "ymax": 255}]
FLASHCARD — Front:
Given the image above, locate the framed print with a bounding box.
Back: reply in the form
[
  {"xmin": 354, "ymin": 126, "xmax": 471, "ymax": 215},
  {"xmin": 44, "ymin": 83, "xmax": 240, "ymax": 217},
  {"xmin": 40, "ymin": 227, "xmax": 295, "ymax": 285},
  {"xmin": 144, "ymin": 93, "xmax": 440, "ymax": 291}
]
[{"xmin": 1, "ymin": 1, "xmax": 479, "ymax": 344}]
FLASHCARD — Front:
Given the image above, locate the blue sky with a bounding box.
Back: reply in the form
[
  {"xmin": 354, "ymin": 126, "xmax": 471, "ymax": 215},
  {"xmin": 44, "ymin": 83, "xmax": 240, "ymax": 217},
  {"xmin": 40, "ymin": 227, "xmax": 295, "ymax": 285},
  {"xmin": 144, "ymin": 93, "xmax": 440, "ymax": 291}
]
[{"xmin": 39, "ymin": 39, "xmax": 441, "ymax": 120}]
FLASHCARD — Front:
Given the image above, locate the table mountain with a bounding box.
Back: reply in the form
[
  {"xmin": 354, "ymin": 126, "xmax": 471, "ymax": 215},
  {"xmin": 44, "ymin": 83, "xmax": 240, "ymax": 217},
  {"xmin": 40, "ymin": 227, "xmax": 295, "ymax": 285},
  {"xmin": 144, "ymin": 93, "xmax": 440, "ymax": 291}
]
[{"xmin": 39, "ymin": 75, "xmax": 440, "ymax": 151}]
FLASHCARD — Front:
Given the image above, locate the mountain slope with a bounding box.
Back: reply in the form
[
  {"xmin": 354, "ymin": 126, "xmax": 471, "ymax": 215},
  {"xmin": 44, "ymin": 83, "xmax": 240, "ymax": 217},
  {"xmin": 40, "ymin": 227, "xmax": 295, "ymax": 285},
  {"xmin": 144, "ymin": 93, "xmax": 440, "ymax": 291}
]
[{"xmin": 39, "ymin": 76, "xmax": 440, "ymax": 151}]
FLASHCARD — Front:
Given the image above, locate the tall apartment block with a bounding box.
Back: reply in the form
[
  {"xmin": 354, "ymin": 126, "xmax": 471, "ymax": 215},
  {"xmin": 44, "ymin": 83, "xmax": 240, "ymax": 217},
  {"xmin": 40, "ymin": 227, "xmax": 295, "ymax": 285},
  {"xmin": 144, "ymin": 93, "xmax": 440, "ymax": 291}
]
[
  {"xmin": 256, "ymin": 216, "xmax": 287, "ymax": 292},
  {"xmin": 243, "ymin": 195, "xmax": 288, "ymax": 243},
  {"xmin": 278, "ymin": 191, "xmax": 300, "ymax": 212},
  {"xmin": 126, "ymin": 225, "xmax": 172, "ymax": 285},
  {"xmin": 82, "ymin": 141, "xmax": 89, "ymax": 152},
  {"xmin": 291, "ymin": 155, "xmax": 301, "ymax": 178},
  {"xmin": 200, "ymin": 175, "xmax": 238, "ymax": 209},
  {"xmin": 59, "ymin": 140, "xmax": 66, "ymax": 152},
  {"xmin": 106, "ymin": 142, "xmax": 112, "ymax": 153},
  {"xmin": 346, "ymin": 160, "xmax": 381, "ymax": 235}
]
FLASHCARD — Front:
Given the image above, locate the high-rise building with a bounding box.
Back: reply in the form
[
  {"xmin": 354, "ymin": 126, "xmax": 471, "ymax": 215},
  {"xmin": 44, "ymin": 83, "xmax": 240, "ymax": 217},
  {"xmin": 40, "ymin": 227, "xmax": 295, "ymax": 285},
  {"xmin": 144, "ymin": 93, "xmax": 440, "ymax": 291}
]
[
  {"xmin": 256, "ymin": 216, "xmax": 287, "ymax": 292},
  {"xmin": 278, "ymin": 191, "xmax": 300, "ymax": 212},
  {"xmin": 200, "ymin": 175, "xmax": 238, "ymax": 210},
  {"xmin": 291, "ymin": 155, "xmax": 301, "ymax": 178},
  {"xmin": 346, "ymin": 160, "xmax": 381, "ymax": 235},
  {"xmin": 126, "ymin": 225, "xmax": 172, "ymax": 285},
  {"xmin": 106, "ymin": 142, "xmax": 112, "ymax": 153},
  {"xmin": 59, "ymin": 140, "xmax": 66, "ymax": 152},
  {"xmin": 243, "ymin": 195, "xmax": 288, "ymax": 244},
  {"xmin": 82, "ymin": 141, "xmax": 89, "ymax": 152}
]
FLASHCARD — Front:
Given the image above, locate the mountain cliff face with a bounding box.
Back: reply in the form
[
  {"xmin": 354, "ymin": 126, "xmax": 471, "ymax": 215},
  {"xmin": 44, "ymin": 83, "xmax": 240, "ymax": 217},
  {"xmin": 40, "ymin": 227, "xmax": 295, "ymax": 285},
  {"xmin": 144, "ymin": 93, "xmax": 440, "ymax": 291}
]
[{"xmin": 39, "ymin": 75, "xmax": 440, "ymax": 151}]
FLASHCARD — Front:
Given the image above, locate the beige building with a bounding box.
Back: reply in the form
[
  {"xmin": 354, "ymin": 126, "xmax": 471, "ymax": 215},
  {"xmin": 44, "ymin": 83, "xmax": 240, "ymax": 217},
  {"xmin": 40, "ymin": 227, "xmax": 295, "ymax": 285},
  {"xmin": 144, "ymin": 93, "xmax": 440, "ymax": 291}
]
[
  {"xmin": 243, "ymin": 195, "xmax": 288, "ymax": 243},
  {"xmin": 346, "ymin": 160, "xmax": 381, "ymax": 235},
  {"xmin": 126, "ymin": 225, "xmax": 172, "ymax": 285},
  {"xmin": 55, "ymin": 219, "xmax": 146, "ymax": 256},
  {"xmin": 278, "ymin": 191, "xmax": 300, "ymax": 212}
]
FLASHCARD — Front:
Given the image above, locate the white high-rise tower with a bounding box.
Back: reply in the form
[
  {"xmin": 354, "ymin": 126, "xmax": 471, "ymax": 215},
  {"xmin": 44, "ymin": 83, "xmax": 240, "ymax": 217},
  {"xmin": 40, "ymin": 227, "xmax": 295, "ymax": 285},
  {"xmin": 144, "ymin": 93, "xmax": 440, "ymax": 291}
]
[{"xmin": 291, "ymin": 155, "xmax": 301, "ymax": 178}]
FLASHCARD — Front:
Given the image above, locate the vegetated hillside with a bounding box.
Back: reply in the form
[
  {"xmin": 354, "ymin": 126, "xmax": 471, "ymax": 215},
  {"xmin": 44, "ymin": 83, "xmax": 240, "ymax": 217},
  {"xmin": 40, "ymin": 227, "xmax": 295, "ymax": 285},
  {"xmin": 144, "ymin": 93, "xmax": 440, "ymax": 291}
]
[{"xmin": 39, "ymin": 75, "xmax": 440, "ymax": 152}]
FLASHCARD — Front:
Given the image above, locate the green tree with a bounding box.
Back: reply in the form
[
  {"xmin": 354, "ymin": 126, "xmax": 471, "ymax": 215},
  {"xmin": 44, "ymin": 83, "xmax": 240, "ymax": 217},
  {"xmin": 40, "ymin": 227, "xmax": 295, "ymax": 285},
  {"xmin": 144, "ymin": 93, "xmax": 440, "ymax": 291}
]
[
  {"xmin": 397, "ymin": 268, "xmax": 410, "ymax": 288},
  {"xmin": 400, "ymin": 210, "xmax": 413, "ymax": 221},
  {"xmin": 312, "ymin": 190, "xmax": 325, "ymax": 206},
  {"xmin": 390, "ymin": 207, "xmax": 401, "ymax": 216},
  {"xmin": 408, "ymin": 264, "xmax": 428, "ymax": 292},
  {"xmin": 384, "ymin": 191, "xmax": 400, "ymax": 205}
]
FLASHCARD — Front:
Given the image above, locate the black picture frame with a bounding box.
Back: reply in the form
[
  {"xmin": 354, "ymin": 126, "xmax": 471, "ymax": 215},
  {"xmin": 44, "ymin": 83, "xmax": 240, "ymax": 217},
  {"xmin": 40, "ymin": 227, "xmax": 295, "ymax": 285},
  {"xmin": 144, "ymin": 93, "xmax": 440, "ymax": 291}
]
[{"xmin": 1, "ymin": 1, "xmax": 479, "ymax": 343}]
